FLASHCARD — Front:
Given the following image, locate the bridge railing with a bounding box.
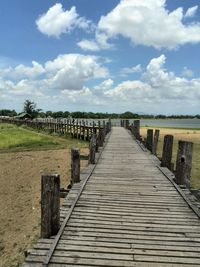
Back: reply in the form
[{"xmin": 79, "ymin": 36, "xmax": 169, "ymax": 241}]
[
  {"xmin": 40, "ymin": 121, "xmax": 111, "ymax": 239},
  {"xmin": 0, "ymin": 117, "xmax": 112, "ymax": 142},
  {"xmin": 121, "ymin": 119, "xmax": 193, "ymax": 190}
]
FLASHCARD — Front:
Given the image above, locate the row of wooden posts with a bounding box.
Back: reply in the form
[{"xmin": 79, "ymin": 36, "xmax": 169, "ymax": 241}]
[
  {"xmin": 0, "ymin": 117, "xmax": 111, "ymax": 141},
  {"xmin": 121, "ymin": 119, "xmax": 193, "ymax": 189},
  {"xmin": 40, "ymin": 122, "xmax": 111, "ymax": 238}
]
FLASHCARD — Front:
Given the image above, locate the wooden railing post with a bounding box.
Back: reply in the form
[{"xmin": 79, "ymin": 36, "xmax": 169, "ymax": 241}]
[
  {"xmin": 152, "ymin": 129, "xmax": 160, "ymax": 155},
  {"xmin": 41, "ymin": 174, "xmax": 60, "ymax": 238},
  {"xmin": 134, "ymin": 120, "xmax": 140, "ymax": 140},
  {"xmin": 71, "ymin": 148, "xmax": 80, "ymax": 184},
  {"xmin": 161, "ymin": 135, "xmax": 173, "ymax": 170},
  {"xmin": 89, "ymin": 135, "xmax": 96, "ymax": 164},
  {"xmin": 175, "ymin": 141, "xmax": 193, "ymax": 187},
  {"xmin": 98, "ymin": 129, "xmax": 104, "ymax": 147},
  {"xmin": 146, "ymin": 129, "xmax": 153, "ymax": 152},
  {"xmin": 125, "ymin": 120, "xmax": 129, "ymax": 129}
]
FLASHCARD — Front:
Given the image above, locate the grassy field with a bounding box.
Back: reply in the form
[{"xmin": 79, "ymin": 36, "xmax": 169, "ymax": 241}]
[
  {"xmin": 141, "ymin": 127, "xmax": 200, "ymax": 189},
  {"xmin": 0, "ymin": 123, "xmax": 88, "ymax": 152},
  {"xmin": 0, "ymin": 123, "xmax": 89, "ymax": 267}
]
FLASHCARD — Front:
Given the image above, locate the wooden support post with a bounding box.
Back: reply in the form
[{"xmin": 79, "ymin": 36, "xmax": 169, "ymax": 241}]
[
  {"xmin": 95, "ymin": 133, "xmax": 99, "ymax": 152},
  {"xmin": 41, "ymin": 174, "xmax": 60, "ymax": 238},
  {"xmin": 146, "ymin": 129, "xmax": 153, "ymax": 152},
  {"xmin": 82, "ymin": 121, "xmax": 86, "ymax": 140},
  {"xmin": 134, "ymin": 120, "xmax": 140, "ymax": 140},
  {"xmin": 125, "ymin": 120, "xmax": 129, "ymax": 129},
  {"xmin": 98, "ymin": 129, "xmax": 104, "ymax": 147},
  {"xmin": 161, "ymin": 135, "xmax": 173, "ymax": 170},
  {"xmin": 71, "ymin": 148, "xmax": 80, "ymax": 184},
  {"xmin": 152, "ymin": 129, "xmax": 160, "ymax": 155},
  {"xmin": 89, "ymin": 135, "xmax": 96, "ymax": 164},
  {"xmin": 176, "ymin": 141, "xmax": 193, "ymax": 187},
  {"xmin": 103, "ymin": 121, "xmax": 106, "ymax": 141}
]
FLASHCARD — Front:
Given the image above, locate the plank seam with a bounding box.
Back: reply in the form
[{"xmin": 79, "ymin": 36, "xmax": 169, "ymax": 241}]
[{"xmin": 42, "ymin": 131, "xmax": 111, "ymax": 266}]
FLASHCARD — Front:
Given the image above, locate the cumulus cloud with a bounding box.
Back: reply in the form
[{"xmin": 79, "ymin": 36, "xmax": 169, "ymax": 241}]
[
  {"xmin": 185, "ymin": 6, "xmax": 198, "ymax": 18},
  {"xmin": 0, "ymin": 61, "xmax": 45, "ymax": 79},
  {"xmin": 77, "ymin": 32, "xmax": 114, "ymax": 51},
  {"xmin": 0, "ymin": 53, "xmax": 109, "ymax": 103},
  {"xmin": 1, "ymin": 54, "xmax": 200, "ymax": 113},
  {"xmin": 44, "ymin": 54, "xmax": 108, "ymax": 90},
  {"xmin": 181, "ymin": 67, "xmax": 194, "ymax": 78},
  {"xmin": 36, "ymin": 3, "xmax": 92, "ymax": 38},
  {"xmin": 120, "ymin": 64, "xmax": 142, "ymax": 76},
  {"xmin": 84, "ymin": 55, "xmax": 200, "ymax": 110},
  {"xmin": 79, "ymin": 0, "xmax": 200, "ymax": 50}
]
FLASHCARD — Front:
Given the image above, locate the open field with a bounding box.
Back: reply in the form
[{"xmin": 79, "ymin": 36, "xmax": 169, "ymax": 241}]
[
  {"xmin": 141, "ymin": 127, "xmax": 200, "ymax": 189},
  {"xmin": 0, "ymin": 124, "xmax": 88, "ymax": 152},
  {"xmin": 0, "ymin": 124, "xmax": 88, "ymax": 267}
]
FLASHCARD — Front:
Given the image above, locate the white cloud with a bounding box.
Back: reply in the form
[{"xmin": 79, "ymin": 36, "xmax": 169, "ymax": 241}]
[
  {"xmin": 83, "ymin": 55, "xmax": 200, "ymax": 111},
  {"xmin": 182, "ymin": 67, "xmax": 194, "ymax": 78},
  {"xmin": 185, "ymin": 6, "xmax": 198, "ymax": 18},
  {"xmin": 45, "ymin": 54, "xmax": 108, "ymax": 90},
  {"xmin": 0, "ymin": 53, "xmax": 109, "ymax": 102},
  {"xmin": 120, "ymin": 64, "xmax": 142, "ymax": 76},
  {"xmin": 80, "ymin": 0, "xmax": 200, "ymax": 50},
  {"xmin": 0, "ymin": 61, "xmax": 45, "ymax": 79},
  {"xmin": 1, "ymin": 54, "xmax": 200, "ymax": 113},
  {"xmin": 77, "ymin": 32, "xmax": 114, "ymax": 51},
  {"xmin": 77, "ymin": 40, "xmax": 100, "ymax": 51},
  {"xmin": 36, "ymin": 3, "xmax": 92, "ymax": 38}
]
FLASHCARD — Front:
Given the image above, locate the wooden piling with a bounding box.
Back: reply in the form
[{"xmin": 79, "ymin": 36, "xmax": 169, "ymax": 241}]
[
  {"xmin": 41, "ymin": 174, "xmax": 60, "ymax": 238},
  {"xmin": 125, "ymin": 120, "xmax": 129, "ymax": 129},
  {"xmin": 134, "ymin": 120, "xmax": 140, "ymax": 140},
  {"xmin": 89, "ymin": 135, "xmax": 96, "ymax": 164},
  {"xmin": 146, "ymin": 129, "xmax": 153, "ymax": 152},
  {"xmin": 98, "ymin": 129, "xmax": 104, "ymax": 147},
  {"xmin": 71, "ymin": 148, "xmax": 80, "ymax": 184},
  {"xmin": 152, "ymin": 129, "xmax": 160, "ymax": 155},
  {"xmin": 176, "ymin": 141, "xmax": 193, "ymax": 187},
  {"xmin": 161, "ymin": 135, "xmax": 173, "ymax": 170}
]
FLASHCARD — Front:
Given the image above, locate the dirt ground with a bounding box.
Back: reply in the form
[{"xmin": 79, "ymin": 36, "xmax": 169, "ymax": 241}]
[{"xmin": 0, "ymin": 148, "xmax": 88, "ymax": 267}]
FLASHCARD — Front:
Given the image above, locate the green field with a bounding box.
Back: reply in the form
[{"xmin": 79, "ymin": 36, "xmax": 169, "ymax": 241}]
[
  {"xmin": 141, "ymin": 127, "xmax": 200, "ymax": 189},
  {"xmin": 0, "ymin": 124, "xmax": 88, "ymax": 152}
]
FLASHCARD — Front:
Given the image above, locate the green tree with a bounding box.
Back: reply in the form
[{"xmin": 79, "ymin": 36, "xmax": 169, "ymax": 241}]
[
  {"xmin": 120, "ymin": 111, "xmax": 139, "ymax": 119},
  {"xmin": 23, "ymin": 99, "xmax": 40, "ymax": 118},
  {"xmin": 0, "ymin": 109, "xmax": 17, "ymax": 117}
]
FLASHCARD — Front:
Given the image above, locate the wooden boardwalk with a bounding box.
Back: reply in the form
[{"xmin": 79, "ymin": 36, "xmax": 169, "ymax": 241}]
[{"xmin": 23, "ymin": 127, "xmax": 200, "ymax": 266}]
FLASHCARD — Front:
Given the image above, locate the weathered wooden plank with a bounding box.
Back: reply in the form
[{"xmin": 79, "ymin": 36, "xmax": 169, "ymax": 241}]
[
  {"xmin": 23, "ymin": 127, "xmax": 200, "ymax": 267},
  {"xmin": 61, "ymin": 234, "xmax": 200, "ymax": 247},
  {"xmin": 134, "ymin": 255, "xmax": 200, "ymax": 264}
]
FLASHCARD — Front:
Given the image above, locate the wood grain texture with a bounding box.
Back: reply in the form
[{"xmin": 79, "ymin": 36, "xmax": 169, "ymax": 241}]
[{"xmin": 24, "ymin": 127, "xmax": 200, "ymax": 266}]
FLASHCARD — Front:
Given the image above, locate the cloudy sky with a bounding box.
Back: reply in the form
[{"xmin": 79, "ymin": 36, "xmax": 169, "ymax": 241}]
[{"xmin": 0, "ymin": 0, "xmax": 200, "ymax": 114}]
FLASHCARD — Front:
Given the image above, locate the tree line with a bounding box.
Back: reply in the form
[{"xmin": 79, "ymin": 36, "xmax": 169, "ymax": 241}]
[
  {"xmin": 1, "ymin": 108, "xmax": 200, "ymax": 119},
  {"xmin": 0, "ymin": 100, "xmax": 200, "ymax": 119}
]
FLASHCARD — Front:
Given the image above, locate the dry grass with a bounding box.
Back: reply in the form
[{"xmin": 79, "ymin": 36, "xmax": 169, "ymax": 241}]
[{"xmin": 141, "ymin": 127, "xmax": 200, "ymax": 189}]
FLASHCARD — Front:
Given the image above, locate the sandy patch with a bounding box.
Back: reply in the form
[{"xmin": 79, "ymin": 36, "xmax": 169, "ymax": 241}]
[{"xmin": 0, "ymin": 148, "xmax": 88, "ymax": 267}]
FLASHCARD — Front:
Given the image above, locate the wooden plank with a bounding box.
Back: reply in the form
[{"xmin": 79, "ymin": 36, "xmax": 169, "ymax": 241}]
[
  {"xmin": 23, "ymin": 127, "xmax": 200, "ymax": 267},
  {"xmin": 42, "ymin": 131, "xmax": 110, "ymax": 266}
]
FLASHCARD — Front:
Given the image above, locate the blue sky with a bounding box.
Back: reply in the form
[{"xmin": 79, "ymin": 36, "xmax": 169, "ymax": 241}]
[{"xmin": 0, "ymin": 0, "xmax": 200, "ymax": 114}]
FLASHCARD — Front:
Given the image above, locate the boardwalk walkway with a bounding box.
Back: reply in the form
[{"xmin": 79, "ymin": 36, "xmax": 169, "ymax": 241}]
[{"xmin": 24, "ymin": 127, "xmax": 200, "ymax": 266}]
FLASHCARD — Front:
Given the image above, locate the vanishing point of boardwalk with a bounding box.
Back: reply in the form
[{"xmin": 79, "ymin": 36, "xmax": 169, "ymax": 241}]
[{"xmin": 24, "ymin": 127, "xmax": 200, "ymax": 266}]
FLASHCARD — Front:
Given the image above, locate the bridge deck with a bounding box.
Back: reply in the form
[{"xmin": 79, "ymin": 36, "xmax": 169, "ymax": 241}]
[{"xmin": 24, "ymin": 127, "xmax": 200, "ymax": 266}]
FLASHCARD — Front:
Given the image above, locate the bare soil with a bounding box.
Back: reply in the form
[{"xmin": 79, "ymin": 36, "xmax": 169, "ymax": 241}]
[{"xmin": 0, "ymin": 148, "xmax": 88, "ymax": 267}]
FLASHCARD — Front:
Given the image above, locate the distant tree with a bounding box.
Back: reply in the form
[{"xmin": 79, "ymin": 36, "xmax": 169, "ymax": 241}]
[
  {"xmin": 0, "ymin": 109, "xmax": 17, "ymax": 117},
  {"xmin": 23, "ymin": 99, "xmax": 40, "ymax": 118},
  {"xmin": 52, "ymin": 111, "xmax": 64, "ymax": 118},
  {"xmin": 155, "ymin": 114, "xmax": 166, "ymax": 119},
  {"xmin": 120, "ymin": 111, "xmax": 139, "ymax": 119},
  {"xmin": 38, "ymin": 112, "xmax": 46, "ymax": 118},
  {"xmin": 46, "ymin": 111, "xmax": 53, "ymax": 117},
  {"xmin": 63, "ymin": 111, "xmax": 70, "ymax": 118}
]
